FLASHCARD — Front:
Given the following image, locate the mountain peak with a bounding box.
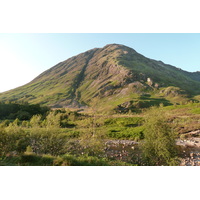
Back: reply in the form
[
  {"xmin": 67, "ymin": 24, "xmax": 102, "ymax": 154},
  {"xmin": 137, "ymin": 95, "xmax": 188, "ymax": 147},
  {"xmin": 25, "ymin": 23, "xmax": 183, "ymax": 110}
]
[
  {"xmin": 103, "ymin": 43, "xmax": 136, "ymax": 52},
  {"xmin": 1, "ymin": 44, "xmax": 200, "ymax": 111}
]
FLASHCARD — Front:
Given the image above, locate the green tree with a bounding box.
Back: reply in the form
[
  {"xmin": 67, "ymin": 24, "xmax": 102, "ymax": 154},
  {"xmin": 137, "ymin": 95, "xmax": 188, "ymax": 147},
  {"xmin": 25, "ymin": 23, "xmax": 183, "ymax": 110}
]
[
  {"xmin": 30, "ymin": 115, "xmax": 42, "ymax": 128},
  {"xmin": 89, "ymin": 97, "xmax": 99, "ymax": 136},
  {"xmin": 0, "ymin": 120, "xmax": 10, "ymax": 128},
  {"xmin": 45, "ymin": 112, "xmax": 61, "ymax": 128},
  {"xmin": 141, "ymin": 107, "xmax": 179, "ymax": 166},
  {"xmin": 0, "ymin": 130, "xmax": 16, "ymax": 156},
  {"xmin": 79, "ymin": 129, "xmax": 106, "ymax": 157}
]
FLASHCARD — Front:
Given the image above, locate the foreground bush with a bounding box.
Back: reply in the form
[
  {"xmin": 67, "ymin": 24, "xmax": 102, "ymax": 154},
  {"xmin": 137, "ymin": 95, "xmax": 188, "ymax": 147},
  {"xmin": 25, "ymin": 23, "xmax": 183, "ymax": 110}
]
[{"xmin": 141, "ymin": 107, "xmax": 179, "ymax": 166}]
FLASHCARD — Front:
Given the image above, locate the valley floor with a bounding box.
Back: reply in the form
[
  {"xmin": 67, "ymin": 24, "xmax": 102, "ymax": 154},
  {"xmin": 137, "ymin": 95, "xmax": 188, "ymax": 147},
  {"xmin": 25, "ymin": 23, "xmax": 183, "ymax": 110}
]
[{"xmin": 1, "ymin": 102, "xmax": 200, "ymax": 166}]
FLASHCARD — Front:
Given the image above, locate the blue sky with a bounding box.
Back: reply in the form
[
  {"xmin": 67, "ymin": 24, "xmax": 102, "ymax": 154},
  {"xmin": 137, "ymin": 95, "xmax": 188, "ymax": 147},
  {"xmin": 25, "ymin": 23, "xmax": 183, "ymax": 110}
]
[{"xmin": 0, "ymin": 33, "xmax": 200, "ymax": 92}]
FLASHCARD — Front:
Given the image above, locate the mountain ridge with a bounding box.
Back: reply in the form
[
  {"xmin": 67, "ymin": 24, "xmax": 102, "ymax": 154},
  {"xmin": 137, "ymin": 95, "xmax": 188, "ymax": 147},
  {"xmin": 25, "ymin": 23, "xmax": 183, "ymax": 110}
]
[{"xmin": 1, "ymin": 43, "xmax": 200, "ymax": 112}]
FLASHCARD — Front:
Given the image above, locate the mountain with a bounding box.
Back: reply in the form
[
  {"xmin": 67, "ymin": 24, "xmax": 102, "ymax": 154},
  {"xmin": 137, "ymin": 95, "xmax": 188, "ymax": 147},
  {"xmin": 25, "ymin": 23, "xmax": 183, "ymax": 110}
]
[{"xmin": 1, "ymin": 44, "xmax": 200, "ymax": 113}]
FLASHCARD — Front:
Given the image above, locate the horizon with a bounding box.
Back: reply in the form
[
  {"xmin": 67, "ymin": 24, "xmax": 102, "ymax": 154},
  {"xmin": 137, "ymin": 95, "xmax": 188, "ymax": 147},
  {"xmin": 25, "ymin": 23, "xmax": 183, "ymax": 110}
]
[{"xmin": 1, "ymin": 33, "xmax": 200, "ymax": 92}]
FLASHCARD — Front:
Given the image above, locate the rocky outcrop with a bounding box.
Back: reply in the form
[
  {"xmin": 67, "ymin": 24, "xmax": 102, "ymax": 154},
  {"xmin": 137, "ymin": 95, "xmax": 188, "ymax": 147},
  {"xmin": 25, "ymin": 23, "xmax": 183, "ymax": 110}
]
[
  {"xmin": 160, "ymin": 86, "xmax": 187, "ymax": 97},
  {"xmin": 147, "ymin": 78, "xmax": 153, "ymax": 86},
  {"xmin": 176, "ymin": 138, "xmax": 200, "ymax": 148}
]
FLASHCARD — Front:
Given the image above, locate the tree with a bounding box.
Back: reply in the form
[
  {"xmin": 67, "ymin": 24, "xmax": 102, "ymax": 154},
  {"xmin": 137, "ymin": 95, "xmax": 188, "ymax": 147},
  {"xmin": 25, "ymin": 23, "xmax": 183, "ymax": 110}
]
[
  {"xmin": 78, "ymin": 129, "xmax": 106, "ymax": 158},
  {"xmin": 89, "ymin": 97, "xmax": 99, "ymax": 136},
  {"xmin": 45, "ymin": 112, "xmax": 61, "ymax": 128},
  {"xmin": 141, "ymin": 107, "xmax": 179, "ymax": 166},
  {"xmin": 30, "ymin": 115, "xmax": 42, "ymax": 128}
]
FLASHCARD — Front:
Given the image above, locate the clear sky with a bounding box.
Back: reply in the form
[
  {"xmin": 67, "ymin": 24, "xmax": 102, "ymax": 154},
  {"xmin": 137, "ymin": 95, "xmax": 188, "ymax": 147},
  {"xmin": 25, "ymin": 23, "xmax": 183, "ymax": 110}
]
[{"xmin": 0, "ymin": 33, "xmax": 200, "ymax": 93}]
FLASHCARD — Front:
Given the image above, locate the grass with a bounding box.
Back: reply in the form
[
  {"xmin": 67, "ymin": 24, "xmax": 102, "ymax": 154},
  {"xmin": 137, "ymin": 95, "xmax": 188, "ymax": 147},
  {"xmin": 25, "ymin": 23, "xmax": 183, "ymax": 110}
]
[
  {"xmin": 2, "ymin": 101, "xmax": 200, "ymax": 166},
  {"xmin": 104, "ymin": 117, "xmax": 143, "ymax": 127},
  {"xmin": 0, "ymin": 153, "xmax": 133, "ymax": 166},
  {"xmin": 190, "ymin": 107, "xmax": 200, "ymax": 114},
  {"xmin": 107, "ymin": 126, "xmax": 144, "ymax": 140},
  {"xmin": 102, "ymin": 116, "xmax": 144, "ymax": 140}
]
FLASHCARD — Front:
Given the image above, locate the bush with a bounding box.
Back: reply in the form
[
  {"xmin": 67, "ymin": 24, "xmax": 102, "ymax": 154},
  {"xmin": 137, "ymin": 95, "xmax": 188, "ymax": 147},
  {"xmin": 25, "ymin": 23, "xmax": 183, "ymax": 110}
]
[
  {"xmin": 28, "ymin": 129, "xmax": 68, "ymax": 156},
  {"xmin": 79, "ymin": 130, "xmax": 106, "ymax": 157},
  {"xmin": 45, "ymin": 112, "xmax": 61, "ymax": 128},
  {"xmin": 0, "ymin": 127, "xmax": 29, "ymax": 156},
  {"xmin": 0, "ymin": 120, "xmax": 10, "ymax": 128},
  {"xmin": 0, "ymin": 102, "xmax": 49, "ymax": 120},
  {"xmin": 30, "ymin": 115, "xmax": 42, "ymax": 128},
  {"xmin": 0, "ymin": 130, "xmax": 17, "ymax": 156},
  {"xmin": 141, "ymin": 107, "xmax": 179, "ymax": 166},
  {"xmin": 20, "ymin": 154, "xmax": 54, "ymax": 166}
]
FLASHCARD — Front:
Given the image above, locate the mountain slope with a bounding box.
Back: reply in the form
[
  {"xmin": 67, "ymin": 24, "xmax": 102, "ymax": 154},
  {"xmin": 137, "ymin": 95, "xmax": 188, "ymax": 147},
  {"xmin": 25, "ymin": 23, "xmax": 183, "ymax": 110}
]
[{"xmin": 1, "ymin": 44, "xmax": 200, "ymax": 112}]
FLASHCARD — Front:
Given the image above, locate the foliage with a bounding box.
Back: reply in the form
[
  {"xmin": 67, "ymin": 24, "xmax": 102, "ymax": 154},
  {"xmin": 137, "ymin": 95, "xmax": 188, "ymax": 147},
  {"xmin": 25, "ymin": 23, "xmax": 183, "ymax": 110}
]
[
  {"xmin": 0, "ymin": 127, "xmax": 29, "ymax": 156},
  {"xmin": 104, "ymin": 117, "xmax": 143, "ymax": 127},
  {"xmin": 59, "ymin": 154, "xmax": 132, "ymax": 166},
  {"xmin": 79, "ymin": 130, "xmax": 106, "ymax": 157},
  {"xmin": 45, "ymin": 112, "xmax": 61, "ymax": 128},
  {"xmin": 0, "ymin": 120, "xmax": 10, "ymax": 128},
  {"xmin": 0, "ymin": 154, "xmax": 133, "ymax": 166},
  {"xmin": 141, "ymin": 107, "xmax": 179, "ymax": 166},
  {"xmin": 0, "ymin": 112, "xmax": 70, "ymax": 157},
  {"xmin": 103, "ymin": 117, "xmax": 144, "ymax": 140},
  {"xmin": 30, "ymin": 115, "xmax": 42, "ymax": 128},
  {"xmin": 2, "ymin": 101, "xmax": 200, "ymax": 166},
  {"xmin": 107, "ymin": 126, "xmax": 144, "ymax": 140},
  {"xmin": 0, "ymin": 102, "xmax": 49, "ymax": 120}
]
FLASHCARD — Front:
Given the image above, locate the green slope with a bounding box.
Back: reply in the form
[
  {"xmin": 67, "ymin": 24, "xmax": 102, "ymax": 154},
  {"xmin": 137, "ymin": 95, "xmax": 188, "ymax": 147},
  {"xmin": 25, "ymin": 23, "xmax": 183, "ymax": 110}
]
[{"xmin": 0, "ymin": 44, "xmax": 200, "ymax": 112}]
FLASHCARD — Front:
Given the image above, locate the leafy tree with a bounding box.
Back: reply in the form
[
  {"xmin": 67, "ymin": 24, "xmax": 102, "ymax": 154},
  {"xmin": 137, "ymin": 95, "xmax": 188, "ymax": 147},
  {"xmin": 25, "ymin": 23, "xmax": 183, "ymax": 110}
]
[
  {"xmin": 0, "ymin": 120, "xmax": 10, "ymax": 128},
  {"xmin": 30, "ymin": 115, "xmax": 42, "ymax": 128},
  {"xmin": 0, "ymin": 128, "xmax": 27, "ymax": 156},
  {"xmin": 79, "ymin": 129, "xmax": 106, "ymax": 157},
  {"xmin": 141, "ymin": 107, "xmax": 179, "ymax": 166},
  {"xmin": 16, "ymin": 110, "xmax": 31, "ymax": 120},
  {"xmin": 28, "ymin": 128, "xmax": 68, "ymax": 156},
  {"xmin": 21, "ymin": 120, "xmax": 30, "ymax": 128},
  {"xmin": 0, "ymin": 130, "xmax": 15, "ymax": 156},
  {"xmin": 45, "ymin": 112, "xmax": 61, "ymax": 128},
  {"xmin": 0, "ymin": 102, "xmax": 49, "ymax": 120}
]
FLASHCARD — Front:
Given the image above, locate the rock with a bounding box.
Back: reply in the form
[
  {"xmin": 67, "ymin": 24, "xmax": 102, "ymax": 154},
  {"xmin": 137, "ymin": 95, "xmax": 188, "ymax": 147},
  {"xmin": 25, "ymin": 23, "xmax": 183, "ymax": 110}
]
[{"xmin": 147, "ymin": 78, "xmax": 153, "ymax": 86}]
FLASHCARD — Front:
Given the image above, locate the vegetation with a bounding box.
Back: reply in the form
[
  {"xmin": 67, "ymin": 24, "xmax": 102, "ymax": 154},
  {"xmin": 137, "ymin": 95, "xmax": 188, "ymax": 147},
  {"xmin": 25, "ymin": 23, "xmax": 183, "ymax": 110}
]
[
  {"xmin": 0, "ymin": 100, "xmax": 200, "ymax": 165},
  {"xmin": 1, "ymin": 44, "xmax": 200, "ymax": 165},
  {"xmin": 0, "ymin": 107, "xmax": 140, "ymax": 165},
  {"xmin": 141, "ymin": 107, "xmax": 179, "ymax": 166},
  {"xmin": 0, "ymin": 102, "xmax": 49, "ymax": 120},
  {"xmin": 0, "ymin": 153, "xmax": 132, "ymax": 166}
]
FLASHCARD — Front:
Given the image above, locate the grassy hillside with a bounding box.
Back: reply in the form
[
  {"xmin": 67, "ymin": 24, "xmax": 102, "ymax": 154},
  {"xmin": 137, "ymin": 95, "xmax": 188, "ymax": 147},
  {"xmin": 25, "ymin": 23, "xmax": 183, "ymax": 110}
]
[{"xmin": 0, "ymin": 44, "xmax": 200, "ymax": 112}]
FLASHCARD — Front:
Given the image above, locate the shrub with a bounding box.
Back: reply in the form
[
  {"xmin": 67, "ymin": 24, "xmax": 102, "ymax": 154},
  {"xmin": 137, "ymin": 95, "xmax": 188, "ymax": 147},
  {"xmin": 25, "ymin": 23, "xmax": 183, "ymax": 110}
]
[
  {"xmin": 29, "ymin": 129, "xmax": 68, "ymax": 156},
  {"xmin": 141, "ymin": 107, "xmax": 179, "ymax": 166},
  {"xmin": 79, "ymin": 130, "xmax": 106, "ymax": 157},
  {"xmin": 30, "ymin": 115, "xmax": 42, "ymax": 128},
  {"xmin": 20, "ymin": 154, "xmax": 54, "ymax": 166},
  {"xmin": 0, "ymin": 120, "xmax": 10, "ymax": 128},
  {"xmin": 45, "ymin": 112, "xmax": 61, "ymax": 128}
]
